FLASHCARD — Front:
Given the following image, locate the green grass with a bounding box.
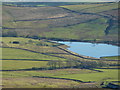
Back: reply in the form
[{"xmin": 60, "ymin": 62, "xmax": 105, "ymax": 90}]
[
  {"xmin": 2, "ymin": 60, "xmax": 48, "ymax": 70},
  {"xmin": 2, "ymin": 69, "xmax": 119, "ymax": 84},
  {"xmin": 2, "ymin": 69, "xmax": 96, "ymax": 78},
  {"xmin": 2, "ymin": 48, "xmax": 61, "ymax": 60},
  {"xmin": 53, "ymin": 69, "xmax": 119, "ymax": 82}
]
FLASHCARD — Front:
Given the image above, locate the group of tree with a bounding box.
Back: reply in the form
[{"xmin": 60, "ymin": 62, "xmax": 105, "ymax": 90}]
[
  {"xmin": 2, "ymin": 30, "xmax": 17, "ymax": 37},
  {"xmin": 47, "ymin": 59, "xmax": 108, "ymax": 69}
]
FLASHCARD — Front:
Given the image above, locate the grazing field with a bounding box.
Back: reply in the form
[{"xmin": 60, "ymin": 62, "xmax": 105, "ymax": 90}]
[
  {"xmin": 2, "ymin": 48, "xmax": 62, "ymax": 60},
  {"xmin": 2, "ymin": 60, "xmax": 48, "ymax": 70},
  {"xmin": 2, "ymin": 69, "xmax": 96, "ymax": 78},
  {"xmin": 53, "ymin": 69, "xmax": 119, "ymax": 82}
]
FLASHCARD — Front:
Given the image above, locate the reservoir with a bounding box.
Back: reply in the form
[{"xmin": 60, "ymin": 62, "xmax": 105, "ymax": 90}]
[{"xmin": 57, "ymin": 41, "xmax": 119, "ymax": 58}]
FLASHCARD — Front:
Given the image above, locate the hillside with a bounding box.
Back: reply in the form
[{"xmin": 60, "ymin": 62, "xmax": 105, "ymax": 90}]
[
  {"xmin": 2, "ymin": 2, "xmax": 119, "ymax": 45},
  {"xmin": 1, "ymin": 2, "xmax": 120, "ymax": 88}
]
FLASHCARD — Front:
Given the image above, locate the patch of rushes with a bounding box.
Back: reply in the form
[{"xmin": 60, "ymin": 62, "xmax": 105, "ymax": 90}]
[{"xmin": 2, "ymin": 77, "xmax": 80, "ymax": 88}]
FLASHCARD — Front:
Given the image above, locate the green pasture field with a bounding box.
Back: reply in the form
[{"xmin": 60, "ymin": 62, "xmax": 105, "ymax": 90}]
[
  {"xmin": 2, "ymin": 69, "xmax": 96, "ymax": 78},
  {"xmin": 2, "ymin": 60, "xmax": 48, "ymax": 70},
  {"xmin": 2, "ymin": 48, "xmax": 62, "ymax": 60},
  {"xmin": 53, "ymin": 69, "xmax": 119, "ymax": 82},
  {"xmin": 2, "ymin": 68, "xmax": 119, "ymax": 88}
]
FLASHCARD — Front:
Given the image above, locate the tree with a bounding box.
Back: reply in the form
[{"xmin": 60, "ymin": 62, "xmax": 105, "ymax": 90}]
[
  {"xmin": 2, "ymin": 30, "xmax": 17, "ymax": 37},
  {"xmin": 66, "ymin": 60, "xmax": 76, "ymax": 68},
  {"xmin": 47, "ymin": 60, "xmax": 57, "ymax": 69},
  {"xmin": 57, "ymin": 60, "xmax": 64, "ymax": 68},
  {"xmin": 7, "ymin": 31, "xmax": 17, "ymax": 37}
]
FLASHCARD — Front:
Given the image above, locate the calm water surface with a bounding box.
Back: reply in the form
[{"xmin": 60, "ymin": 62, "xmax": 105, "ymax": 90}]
[{"xmin": 57, "ymin": 41, "xmax": 119, "ymax": 58}]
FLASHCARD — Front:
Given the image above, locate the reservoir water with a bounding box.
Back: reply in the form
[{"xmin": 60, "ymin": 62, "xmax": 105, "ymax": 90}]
[{"xmin": 57, "ymin": 41, "xmax": 119, "ymax": 58}]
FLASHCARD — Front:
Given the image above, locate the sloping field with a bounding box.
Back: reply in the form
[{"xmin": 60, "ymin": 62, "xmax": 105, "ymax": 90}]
[{"xmin": 2, "ymin": 2, "xmax": 119, "ymax": 45}]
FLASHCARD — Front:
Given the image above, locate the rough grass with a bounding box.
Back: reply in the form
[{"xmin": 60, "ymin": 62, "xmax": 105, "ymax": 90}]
[{"xmin": 2, "ymin": 77, "xmax": 80, "ymax": 88}]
